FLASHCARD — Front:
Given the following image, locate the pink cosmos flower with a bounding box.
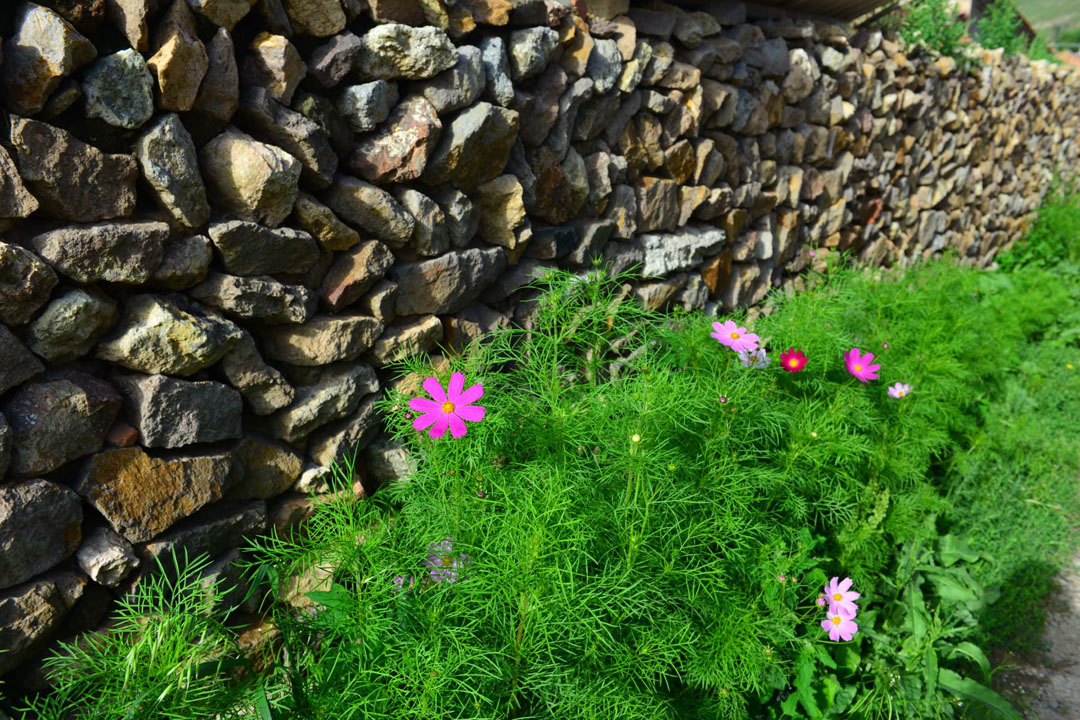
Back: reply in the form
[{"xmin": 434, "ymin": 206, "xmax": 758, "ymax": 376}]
[
  {"xmin": 738, "ymin": 347, "xmax": 770, "ymax": 369},
  {"xmin": 778, "ymin": 575, "xmax": 787, "ymax": 583},
  {"xmin": 825, "ymin": 577, "xmax": 861, "ymax": 618},
  {"xmin": 844, "ymin": 348, "xmax": 880, "ymax": 384},
  {"xmin": 816, "ymin": 594, "xmax": 827, "ymax": 608},
  {"xmin": 887, "ymin": 382, "xmax": 911, "ymax": 399},
  {"xmin": 780, "ymin": 348, "xmax": 808, "ymax": 373},
  {"xmin": 822, "ymin": 610, "xmax": 859, "ymax": 642},
  {"xmin": 711, "ymin": 320, "xmax": 759, "ymax": 352},
  {"xmin": 409, "ymin": 372, "xmax": 485, "ymax": 439}
]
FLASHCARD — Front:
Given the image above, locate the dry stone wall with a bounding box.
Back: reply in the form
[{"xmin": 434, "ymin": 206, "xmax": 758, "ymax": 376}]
[{"xmin": 0, "ymin": 0, "xmax": 1079, "ymax": 685}]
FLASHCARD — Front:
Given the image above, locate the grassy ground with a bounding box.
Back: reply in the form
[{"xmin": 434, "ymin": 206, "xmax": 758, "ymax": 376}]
[{"xmin": 1014, "ymin": 0, "xmax": 1080, "ymax": 37}]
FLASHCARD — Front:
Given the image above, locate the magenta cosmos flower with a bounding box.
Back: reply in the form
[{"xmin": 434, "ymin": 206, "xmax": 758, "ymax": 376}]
[
  {"xmin": 711, "ymin": 320, "xmax": 759, "ymax": 353},
  {"xmin": 780, "ymin": 348, "xmax": 808, "ymax": 373},
  {"xmin": 822, "ymin": 609, "xmax": 859, "ymax": 642},
  {"xmin": 425, "ymin": 537, "xmax": 471, "ymax": 583},
  {"xmin": 825, "ymin": 577, "xmax": 860, "ymax": 618},
  {"xmin": 409, "ymin": 372, "xmax": 485, "ymax": 439},
  {"xmin": 844, "ymin": 348, "xmax": 880, "ymax": 384},
  {"xmin": 887, "ymin": 382, "xmax": 911, "ymax": 399}
]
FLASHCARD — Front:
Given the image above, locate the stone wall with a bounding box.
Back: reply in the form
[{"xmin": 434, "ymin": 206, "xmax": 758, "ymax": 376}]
[{"xmin": 0, "ymin": 0, "xmax": 1078, "ymax": 687}]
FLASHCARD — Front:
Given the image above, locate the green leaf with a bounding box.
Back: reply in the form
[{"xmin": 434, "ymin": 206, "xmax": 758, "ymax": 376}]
[
  {"xmin": 950, "ymin": 641, "xmax": 992, "ymax": 683},
  {"xmin": 795, "ymin": 645, "xmax": 824, "ymax": 719},
  {"xmin": 780, "ymin": 692, "xmax": 800, "ymax": 717},
  {"xmin": 939, "ymin": 535, "xmax": 982, "ymax": 567},
  {"xmin": 938, "ymin": 668, "xmax": 1024, "ymax": 720},
  {"xmin": 924, "ymin": 648, "xmax": 938, "ymax": 697},
  {"xmin": 253, "ymin": 681, "xmax": 274, "ymax": 720},
  {"xmin": 815, "ymin": 643, "xmax": 837, "ymax": 670}
]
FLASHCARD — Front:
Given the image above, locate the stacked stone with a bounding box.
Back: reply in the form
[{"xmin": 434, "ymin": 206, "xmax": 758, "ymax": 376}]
[{"xmin": 0, "ymin": 0, "xmax": 1079, "ymax": 685}]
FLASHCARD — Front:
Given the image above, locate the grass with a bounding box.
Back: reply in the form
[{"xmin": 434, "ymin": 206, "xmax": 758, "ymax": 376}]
[
  {"xmin": 11, "ymin": 195, "xmax": 1080, "ymax": 719},
  {"xmin": 1014, "ymin": 0, "xmax": 1080, "ymax": 36}
]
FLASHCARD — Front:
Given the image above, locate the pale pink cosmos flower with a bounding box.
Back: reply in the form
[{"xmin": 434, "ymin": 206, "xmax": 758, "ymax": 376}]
[
  {"xmin": 738, "ymin": 347, "xmax": 770, "ymax": 369},
  {"xmin": 409, "ymin": 372, "xmax": 485, "ymax": 439},
  {"xmin": 711, "ymin": 320, "xmax": 760, "ymax": 353},
  {"xmin": 425, "ymin": 537, "xmax": 471, "ymax": 584},
  {"xmin": 887, "ymin": 382, "xmax": 912, "ymax": 399},
  {"xmin": 816, "ymin": 594, "xmax": 827, "ymax": 608},
  {"xmin": 822, "ymin": 609, "xmax": 859, "ymax": 641},
  {"xmin": 825, "ymin": 577, "xmax": 860, "ymax": 618},
  {"xmin": 844, "ymin": 348, "xmax": 880, "ymax": 384}
]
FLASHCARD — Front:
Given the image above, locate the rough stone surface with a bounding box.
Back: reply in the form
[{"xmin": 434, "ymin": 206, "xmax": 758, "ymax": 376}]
[
  {"xmin": 76, "ymin": 527, "xmax": 139, "ymax": 587},
  {"xmin": 151, "ymin": 235, "xmax": 213, "ymax": 290},
  {"xmin": 228, "ymin": 436, "xmax": 303, "ymax": 500},
  {"xmin": 25, "ymin": 288, "xmax": 117, "ymax": 365},
  {"xmin": 338, "ymin": 80, "xmax": 398, "ymax": 133},
  {"xmin": 220, "ymin": 329, "xmax": 295, "ymax": 415},
  {"xmin": 199, "ymin": 127, "xmax": 301, "ymax": 227},
  {"xmin": 366, "ymin": 314, "xmax": 442, "ymax": 367},
  {"xmin": 185, "ymin": 0, "xmax": 257, "ymax": 29},
  {"xmin": 360, "ymin": 23, "xmax": 457, "ymax": 79},
  {"xmin": 397, "ymin": 188, "xmax": 450, "ymax": 256},
  {"xmin": 95, "ymin": 294, "xmax": 242, "ymax": 376},
  {"xmin": 135, "ymin": 114, "xmax": 210, "ymax": 228},
  {"xmin": 480, "ymin": 36, "xmax": 515, "ymax": 106},
  {"xmin": 0, "ymin": 328, "xmax": 44, "ymax": 398},
  {"xmin": 309, "ymin": 32, "xmax": 364, "ymax": 88},
  {"xmin": 324, "ymin": 175, "xmax": 416, "ymax": 248},
  {"xmin": 0, "ymin": 572, "xmax": 86, "ymax": 676},
  {"xmin": 191, "ymin": 273, "xmax": 317, "ymax": 324},
  {"xmin": 1, "ymin": 372, "xmax": 121, "ymax": 477},
  {"xmin": 82, "ymin": 49, "xmax": 154, "ymax": 129},
  {"xmin": 587, "ymin": 38, "xmax": 623, "ymax": 94},
  {"xmin": 473, "ymin": 175, "xmax": 527, "ymax": 249},
  {"xmin": 1, "ymin": 3, "xmax": 97, "ymax": 115},
  {"xmin": 194, "ymin": 27, "xmax": 239, "ymax": 123},
  {"xmin": 241, "ymin": 33, "xmax": 306, "ymax": 104},
  {"xmin": 76, "ymin": 447, "xmax": 233, "ymax": 543},
  {"xmin": 350, "ymin": 95, "xmax": 442, "ymax": 184},
  {"xmin": 283, "ymin": 0, "xmax": 345, "ymax": 36},
  {"xmin": 418, "ymin": 45, "xmax": 484, "ymax": 113},
  {"xmin": 207, "ymin": 221, "xmax": 318, "ymax": 277},
  {"xmin": 0, "ymin": 480, "xmax": 82, "ymax": 591},
  {"xmin": 0, "ymin": 244, "xmax": 58, "ymax": 327},
  {"xmin": 265, "ymin": 363, "xmax": 378, "ymax": 442},
  {"xmin": 632, "ymin": 223, "xmax": 725, "ymax": 276},
  {"xmin": 422, "ymin": 102, "xmax": 520, "ymax": 189},
  {"xmin": 113, "ymin": 374, "xmax": 243, "ymax": 449},
  {"xmin": 292, "ymin": 192, "xmax": 361, "ymax": 252},
  {"xmin": 508, "ymin": 27, "xmax": 559, "ymax": 81},
  {"xmin": 30, "ymin": 222, "xmax": 169, "ymax": 285},
  {"xmin": 106, "ymin": 0, "xmax": 153, "ymax": 51},
  {"xmin": 0, "ymin": 146, "xmax": 39, "ymax": 221},
  {"xmin": 236, "ymin": 87, "xmax": 338, "ymax": 188},
  {"xmin": 9, "ymin": 117, "xmax": 137, "ymax": 222},
  {"xmin": 147, "ymin": 4, "xmax": 209, "ymax": 112},
  {"xmin": 435, "ymin": 189, "xmax": 480, "ymax": 247},
  {"xmin": 306, "ymin": 395, "xmax": 380, "ymax": 468},
  {"xmin": 392, "ymin": 248, "xmax": 507, "ymax": 315},
  {"xmin": 260, "ymin": 314, "xmax": 383, "ymax": 366}
]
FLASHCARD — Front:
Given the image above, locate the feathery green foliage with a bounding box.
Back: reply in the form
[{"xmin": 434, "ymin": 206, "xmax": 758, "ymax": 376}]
[
  {"xmin": 977, "ymin": 0, "xmax": 1029, "ymax": 55},
  {"xmin": 897, "ymin": 0, "xmax": 969, "ymax": 60}
]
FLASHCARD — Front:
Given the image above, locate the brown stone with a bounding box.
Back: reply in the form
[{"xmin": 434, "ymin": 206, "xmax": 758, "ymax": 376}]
[
  {"xmin": 261, "ymin": 315, "xmax": 384, "ymax": 366},
  {"xmin": 147, "ymin": 0, "xmax": 208, "ymax": 111},
  {"xmin": 472, "ymin": 174, "xmax": 527, "ymax": 249},
  {"xmin": 458, "ymin": 0, "xmax": 512, "ymax": 25},
  {"xmin": 0, "ymin": 572, "xmax": 86, "ymax": 676},
  {"xmin": 320, "ymin": 241, "xmax": 395, "ymax": 311},
  {"xmin": 530, "ymin": 145, "xmax": 578, "ymax": 224},
  {"xmin": 193, "ymin": 27, "xmax": 239, "ymax": 123},
  {"xmin": 635, "ymin": 177, "xmax": 679, "ymax": 233},
  {"xmin": 0, "ymin": 243, "xmax": 58, "ymax": 326},
  {"xmin": 291, "ymin": 192, "xmax": 361, "ymax": 252},
  {"xmin": 241, "ymin": 32, "xmax": 306, "ymax": 105},
  {"xmin": 227, "ymin": 436, "xmax": 303, "ymax": 500},
  {"xmin": 663, "ymin": 139, "xmax": 695, "ymax": 184},
  {"xmin": 349, "ymin": 96, "xmax": 442, "ymax": 185},
  {"xmin": 365, "ymin": 315, "xmax": 443, "ymax": 367}
]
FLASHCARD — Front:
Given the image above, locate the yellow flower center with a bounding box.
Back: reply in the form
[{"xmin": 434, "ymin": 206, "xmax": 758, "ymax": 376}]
[
  {"xmin": 834, "ymin": 593, "xmax": 844, "ymax": 601},
  {"xmin": 832, "ymin": 616, "xmax": 843, "ymax": 626},
  {"xmin": 789, "ymin": 359, "xmax": 798, "ymax": 367},
  {"xmin": 441, "ymin": 402, "xmax": 456, "ymax": 413},
  {"xmin": 897, "ymin": 391, "xmax": 905, "ymax": 397},
  {"xmin": 441, "ymin": 556, "xmax": 453, "ymax": 567},
  {"xmin": 853, "ymin": 364, "xmax": 863, "ymax": 372},
  {"xmin": 730, "ymin": 332, "xmax": 740, "ymax": 339}
]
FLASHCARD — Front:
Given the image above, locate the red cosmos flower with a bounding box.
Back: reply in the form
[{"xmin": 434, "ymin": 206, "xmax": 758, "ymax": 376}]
[{"xmin": 779, "ymin": 348, "xmax": 808, "ymax": 373}]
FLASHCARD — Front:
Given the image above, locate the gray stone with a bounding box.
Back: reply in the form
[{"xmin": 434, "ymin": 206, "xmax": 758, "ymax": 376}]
[
  {"xmin": 83, "ymin": 49, "xmax": 154, "ymax": 129},
  {"xmin": 199, "ymin": 127, "xmax": 301, "ymax": 227},
  {"xmin": 1, "ymin": 371, "xmax": 121, "ymax": 477},
  {"xmin": 365, "ymin": 315, "xmax": 442, "ymax": 367},
  {"xmin": 193, "ymin": 27, "xmax": 239, "ymax": 123},
  {"xmin": 783, "ymin": 48, "xmax": 819, "ymax": 103},
  {"xmin": 434, "ymin": 189, "xmax": 479, "ymax": 247},
  {"xmin": 564, "ymin": 219, "xmax": 615, "ymax": 267},
  {"xmin": 25, "ymin": 288, "xmax": 117, "ymax": 365},
  {"xmin": 519, "ymin": 65, "xmax": 567, "ymax": 146},
  {"xmin": 261, "ymin": 315, "xmax": 384, "ymax": 366},
  {"xmin": 241, "ymin": 32, "xmax": 306, "ymax": 105},
  {"xmin": 0, "ymin": 572, "xmax": 86, "ymax": 676},
  {"xmin": 236, "ymin": 87, "xmax": 338, "ymax": 189},
  {"xmin": 292, "ymin": 192, "xmax": 361, "ymax": 252},
  {"xmin": 265, "ymin": 363, "xmax": 378, "ymax": 442},
  {"xmin": 324, "ymin": 175, "xmax": 416, "ymax": 248},
  {"xmin": 306, "ymin": 395, "xmax": 379, "ymax": 472},
  {"xmin": 227, "ymin": 436, "xmax": 303, "ymax": 500},
  {"xmin": 617, "ymin": 39, "xmax": 652, "ymax": 92},
  {"xmin": 0, "ymin": 327, "xmax": 44, "ymax": 398},
  {"xmin": 392, "ymin": 248, "xmax": 507, "ymax": 316},
  {"xmin": 397, "ymin": 189, "xmax": 449, "ymax": 256},
  {"xmin": 113, "ymin": 374, "xmax": 242, "ymax": 449},
  {"xmin": 190, "ymin": 273, "xmax": 317, "ymax": 324},
  {"xmin": 29, "ymin": 222, "xmax": 169, "ymax": 285},
  {"xmin": 1, "ymin": 3, "xmax": 97, "ymax": 115},
  {"xmin": 139, "ymin": 501, "xmax": 267, "ymax": 571},
  {"xmin": 0, "ymin": 414, "xmax": 9, "ymax": 482},
  {"xmin": 631, "ymin": 224, "xmax": 725, "ymax": 276},
  {"xmin": 587, "ymin": 38, "xmax": 623, "ymax": 94},
  {"xmin": 77, "ymin": 447, "xmax": 233, "ymax": 543},
  {"xmin": 96, "ymin": 294, "xmax": 242, "ymax": 376},
  {"xmin": 0, "ymin": 146, "xmax": 39, "ymax": 222},
  {"xmin": 208, "ymin": 220, "xmax": 320, "ymax": 276},
  {"xmin": 76, "ymin": 527, "xmax": 139, "ymax": 588},
  {"xmin": 308, "ymin": 31, "xmax": 364, "ymax": 88},
  {"xmin": 635, "ymin": 177, "xmax": 679, "ymax": 233},
  {"xmin": 744, "ymin": 38, "xmax": 789, "ymax": 76},
  {"xmin": 362, "ymin": 437, "xmax": 416, "ymax": 484},
  {"xmin": 135, "ymin": 114, "xmax": 210, "ymax": 228},
  {"xmin": 422, "ymin": 102, "xmax": 520, "ymax": 189},
  {"xmin": 508, "ymin": 26, "xmax": 560, "ymax": 81},
  {"xmin": 184, "ymin": 0, "xmax": 257, "ymax": 29},
  {"xmin": 418, "ymin": 45, "xmax": 484, "ymax": 113},
  {"xmin": 0, "ymin": 480, "xmax": 82, "ymax": 591},
  {"xmin": 151, "ymin": 235, "xmax": 213, "ymax": 290},
  {"xmin": 355, "ymin": 280, "xmax": 398, "ymax": 324},
  {"xmin": 337, "ymin": 80, "xmax": 398, "ymax": 133},
  {"xmin": 220, "ymin": 329, "xmax": 295, "ymax": 415},
  {"xmin": 546, "ymin": 78, "xmax": 594, "ymax": 160},
  {"xmin": 444, "ymin": 302, "xmax": 510, "ymax": 352},
  {"xmin": 0, "ymin": 243, "xmax": 57, "ymax": 327},
  {"xmin": 360, "ymin": 23, "xmax": 457, "ymax": 80},
  {"xmin": 349, "ymin": 95, "xmax": 442, "ymax": 184},
  {"xmin": 480, "ymin": 36, "xmax": 514, "ymax": 106},
  {"xmin": 9, "ymin": 117, "xmax": 137, "ymax": 222}
]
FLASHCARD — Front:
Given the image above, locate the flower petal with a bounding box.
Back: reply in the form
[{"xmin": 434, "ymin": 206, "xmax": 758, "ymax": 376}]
[
  {"xmin": 409, "ymin": 397, "xmax": 442, "ymax": 413},
  {"xmin": 429, "ymin": 414, "xmax": 450, "ymax": 439},
  {"xmin": 455, "ymin": 383, "xmax": 484, "ymax": 406},
  {"xmin": 838, "ymin": 577, "xmax": 853, "ymax": 592},
  {"xmin": 448, "ymin": 413, "xmax": 468, "ymax": 438},
  {"xmin": 423, "ymin": 376, "xmax": 447, "ymax": 404},
  {"xmin": 413, "ymin": 412, "xmax": 439, "ymax": 432},
  {"xmin": 447, "ymin": 372, "xmax": 465, "ymax": 403},
  {"xmin": 455, "ymin": 404, "xmax": 486, "ymax": 422}
]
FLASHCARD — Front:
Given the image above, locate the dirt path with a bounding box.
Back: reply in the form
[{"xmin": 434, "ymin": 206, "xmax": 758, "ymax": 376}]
[{"xmin": 996, "ymin": 551, "xmax": 1080, "ymax": 719}]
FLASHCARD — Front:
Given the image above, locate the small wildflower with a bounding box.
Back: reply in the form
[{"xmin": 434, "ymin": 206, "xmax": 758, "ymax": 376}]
[
  {"xmin": 738, "ymin": 347, "xmax": 770, "ymax": 369},
  {"xmin": 392, "ymin": 575, "xmax": 415, "ymax": 592},
  {"xmin": 409, "ymin": 373, "xmax": 486, "ymax": 439},
  {"xmin": 668, "ymin": 464, "xmax": 676, "ymax": 471},
  {"xmin": 822, "ymin": 610, "xmax": 859, "ymax": 642},
  {"xmin": 425, "ymin": 537, "xmax": 471, "ymax": 584},
  {"xmin": 779, "ymin": 348, "xmax": 808, "ymax": 373},
  {"xmin": 778, "ymin": 575, "xmax": 787, "ymax": 583},
  {"xmin": 631, "ymin": 433, "xmax": 641, "ymax": 443},
  {"xmin": 882, "ymin": 342, "xmax": 890, "ymax": 349},
  {"xmin": 764, "ymin": 647, "xmax": 773, "ymax": 655},
  {"xmin": 816, "ymin": 594, "xmax": 827, "ymax": 607},
  {"xmin": 844, "ymin": 348, "xmax": 880, "ymax": 384},
  {"xmin": 825, "ymin": 577, "xmax": 861, "ymax": 618},
  {"xmin": 711, "ymin": 320, "xmax": 760, "ymax": 353},
  {"xmin": 476, "ymin": 490, "xmax": 486, "ymax": 498},
  {"xmin": 887, "ymin": 382, "xmax": 912, "ymax": 399},
  {"xmin": 719, "ymin": 396, "xmax": 729, "ymax": 404},
  {"xmin": 810, "ymin": 431, "xmax": 818, "ymax": 438}
]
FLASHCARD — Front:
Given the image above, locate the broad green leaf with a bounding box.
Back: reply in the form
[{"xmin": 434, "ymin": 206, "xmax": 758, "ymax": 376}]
[
  {"xmin": 795, "ymin": 645, "xmax": 823, "ymax": 719},
  {"xmin": 938, "ymin": 668, "xmax": 1024, "ymax": 720},
  {"xmin": 924, "ymin": 648, "xmax": 938, "ymax": 696},
  {"xmin": 950, "ymin": 641, "xmax": 992, "ymax": 683},
  {"xmin": 938, "ymin": 535, "xmax": 982, "ymax": 567}
]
